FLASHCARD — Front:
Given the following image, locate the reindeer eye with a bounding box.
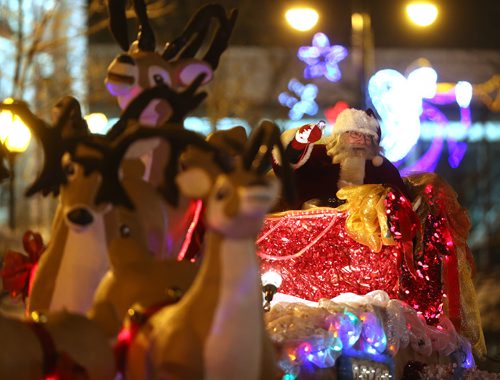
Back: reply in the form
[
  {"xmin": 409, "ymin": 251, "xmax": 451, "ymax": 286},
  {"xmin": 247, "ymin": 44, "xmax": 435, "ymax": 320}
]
[
  {"xmin": 120, "ymin": 224, "xmax": 131, "ymax": 237},
  {"xmin": 153, "ymin": 74, "xmax": 164, "ymax": 84},
  {"xmin": 63, "ymin": 162, "xmax": 76, "ymax": 178},
  {"xmin": 148, "ymin": 66, "xmax": 171, "ymax": 87},
  {"xmin": 215, "ymin": 186, "xmax": 230, "ymax": 200}
]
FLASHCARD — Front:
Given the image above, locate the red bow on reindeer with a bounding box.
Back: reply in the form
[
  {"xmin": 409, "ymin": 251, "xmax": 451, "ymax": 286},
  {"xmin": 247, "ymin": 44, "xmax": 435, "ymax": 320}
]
[{"xmin": 1, "ymin": 230, "xmax": 45, "ymax": 301}]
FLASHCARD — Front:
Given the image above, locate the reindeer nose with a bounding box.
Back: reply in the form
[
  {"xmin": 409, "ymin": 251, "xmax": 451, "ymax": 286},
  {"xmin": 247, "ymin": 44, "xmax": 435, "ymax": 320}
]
[{"xmin": 66, "ymin": 208, "xmax": 93, "ymax": 226}]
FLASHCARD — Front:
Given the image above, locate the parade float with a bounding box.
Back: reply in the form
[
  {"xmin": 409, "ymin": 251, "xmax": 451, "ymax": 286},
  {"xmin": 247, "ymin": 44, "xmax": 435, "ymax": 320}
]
[{"xmin": 0, "ymin": 1, "xmax": 495, "ymax": 379}]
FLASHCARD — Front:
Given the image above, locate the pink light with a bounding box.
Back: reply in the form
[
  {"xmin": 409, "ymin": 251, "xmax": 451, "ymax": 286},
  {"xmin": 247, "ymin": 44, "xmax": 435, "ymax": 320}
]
[{"xmin": 177, "ymin": 199, "xmax": 203, "ymax": 261}]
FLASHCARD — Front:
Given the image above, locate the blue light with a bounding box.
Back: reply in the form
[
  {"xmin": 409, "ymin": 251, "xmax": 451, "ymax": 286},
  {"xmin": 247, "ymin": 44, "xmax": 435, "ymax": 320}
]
[
  {"xmin": 183, "ymin": 117, "xmax": 251, "ymax": 136},
  {"xmin": 279, "ymin": 79, "xmax": 319, "ymax": 120},
  {"xmin": 297, "ymin": 33, "xmax": 347, "ymax": 83}
]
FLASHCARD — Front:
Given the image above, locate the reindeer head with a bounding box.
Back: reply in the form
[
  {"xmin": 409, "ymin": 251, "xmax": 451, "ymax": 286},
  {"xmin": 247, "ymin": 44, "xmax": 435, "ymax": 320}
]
[
  {"xmin": 176, "ymin": 121, "xmax": 296, "ymax": 239},
  {"xmin": 59, "ymin": 149, "xmax": 111, "ymax": 231},
  {"xmin": 0, "ymin": 96, "xmax": 89, "ymax": 197},
  {"xmin": 106, "ymin": 0, "xmax": 237, "ymax": 125}
]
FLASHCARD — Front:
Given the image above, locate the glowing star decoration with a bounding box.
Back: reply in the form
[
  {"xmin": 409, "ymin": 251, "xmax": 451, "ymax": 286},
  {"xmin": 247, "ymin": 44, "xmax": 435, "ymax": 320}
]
[
  {"xmin": 297, "ymin": 33, "xmax": 348, "ymax": 82},
  {"xmin": 368, "ymin": 64, "xmax": 473, "ymax": 172},
  {"xmin": 278, "ymin": 79, "xmax": 319, "ymax": 120}
]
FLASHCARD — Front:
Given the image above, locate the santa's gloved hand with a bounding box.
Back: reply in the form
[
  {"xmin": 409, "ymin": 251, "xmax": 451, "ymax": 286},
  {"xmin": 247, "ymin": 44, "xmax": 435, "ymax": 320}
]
[{"xmin": 291, "ymin": 120, "xmax": 325, "ymax": 150}]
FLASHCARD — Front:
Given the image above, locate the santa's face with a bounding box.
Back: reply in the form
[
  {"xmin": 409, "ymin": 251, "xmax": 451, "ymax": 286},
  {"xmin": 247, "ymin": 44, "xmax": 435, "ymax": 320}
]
[
  {"xmin": 344, "ymin": 131, "xmax": 373, "ymax": 148},
  {"xmin": 295, "ymin": 127, "xmax": 313, "ymax": 144}
]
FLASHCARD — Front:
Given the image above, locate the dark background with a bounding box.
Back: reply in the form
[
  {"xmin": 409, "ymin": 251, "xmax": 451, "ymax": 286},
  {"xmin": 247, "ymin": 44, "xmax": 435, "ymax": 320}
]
[{"xmin": 89, "ymin": 0, "xmax": 500, "ymax": 50}]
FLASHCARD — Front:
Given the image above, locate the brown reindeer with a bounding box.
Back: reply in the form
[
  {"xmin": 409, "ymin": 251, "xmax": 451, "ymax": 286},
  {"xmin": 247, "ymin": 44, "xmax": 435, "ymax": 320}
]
[
  {"xmin": 105, "ymin": 0, "xmax": 237, "ymax": 128},
  {"xmin": 124, "ymin": 121, "xmax": 295, "ymax": 380},
  {"xmin": 84, "ymin": 126, "xmax": 228, "ymax": 338},
  {"xmin": 104, "ymin": 1, "xmax": 237, "ymax": 257}
]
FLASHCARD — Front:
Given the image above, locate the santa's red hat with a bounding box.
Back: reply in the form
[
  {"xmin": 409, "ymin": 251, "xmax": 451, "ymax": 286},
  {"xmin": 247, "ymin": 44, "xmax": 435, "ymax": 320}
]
[{"xmin": 291, "ymin": 121, "xmax": 324, "ymax": 149}]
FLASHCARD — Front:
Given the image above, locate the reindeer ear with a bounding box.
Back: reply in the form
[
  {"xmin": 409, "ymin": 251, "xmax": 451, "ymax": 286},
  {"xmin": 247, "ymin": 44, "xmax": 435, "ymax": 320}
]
[
  {"xmin": 176, "ymin": 168, "xmax": 212, "ymax": 198},
  {"xmin": 176, "ymin": 59, "xmax": 213, "ymax": 86}
]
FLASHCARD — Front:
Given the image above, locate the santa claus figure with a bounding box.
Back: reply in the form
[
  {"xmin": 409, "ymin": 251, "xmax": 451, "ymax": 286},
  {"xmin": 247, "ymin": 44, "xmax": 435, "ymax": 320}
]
[{"xmin": 274, "ymin": 108, "xmax": 410, "ymax": 209}]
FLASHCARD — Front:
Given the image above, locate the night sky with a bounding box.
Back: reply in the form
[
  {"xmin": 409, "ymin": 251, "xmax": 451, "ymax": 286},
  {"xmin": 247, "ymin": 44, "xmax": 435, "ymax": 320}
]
[{"xmin": 89, "ymin": 0, "xmax": 500, "ymax": 50}]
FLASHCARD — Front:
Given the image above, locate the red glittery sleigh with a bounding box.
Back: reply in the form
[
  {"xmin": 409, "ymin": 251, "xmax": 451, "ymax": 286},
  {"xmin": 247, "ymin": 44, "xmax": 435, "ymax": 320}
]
[
  {"xmin": 257, "ymin": 174, "xmax": 481, "ymax": 347},
  {"xmin": 258, "ymin": 207, "xmax": 402, "ymax": 302}
]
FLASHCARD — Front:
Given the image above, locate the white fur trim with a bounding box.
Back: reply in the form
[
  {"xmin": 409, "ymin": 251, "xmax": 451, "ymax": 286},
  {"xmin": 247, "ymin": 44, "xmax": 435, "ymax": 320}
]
[
  {"xmin": 372, "ymin": 156, "xmax": 383, "ymax": 167},
  {"xmin": 291, "ymin": 144, "xmax": 314, "ymax": 169},
  {"xmin": 333, "ymin": 109, "xmax": 380, "ymax": 141}
]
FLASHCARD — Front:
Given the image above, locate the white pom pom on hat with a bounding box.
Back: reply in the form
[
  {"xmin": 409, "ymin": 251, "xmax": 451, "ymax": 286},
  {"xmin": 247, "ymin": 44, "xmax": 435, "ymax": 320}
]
[
  {"xmin": 372, "ymin": 155, "xmax": 383, "ymax": 167},
  {"xmin": 333, "ymin": 108, "xmax": 381, "ymax": 143}
]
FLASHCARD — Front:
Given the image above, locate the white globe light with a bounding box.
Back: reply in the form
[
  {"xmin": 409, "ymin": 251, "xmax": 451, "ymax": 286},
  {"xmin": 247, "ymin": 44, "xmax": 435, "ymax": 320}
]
[
  {"xmin": 455, "ymin": 81, "xmax": 473, "ymax": 108},
  {"xmin": 85, "ymin": 112, "xmax": 109, "ymax": 134},
  {"xmin": 261, "ymin": 271, "xmax": 283, "ymax": 288}
]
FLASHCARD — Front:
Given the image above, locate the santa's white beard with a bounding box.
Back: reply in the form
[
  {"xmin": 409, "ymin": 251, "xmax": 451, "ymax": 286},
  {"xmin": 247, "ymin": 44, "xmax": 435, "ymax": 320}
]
[
  {"xmin": 327, "ymin": 135, "xmax": 381, "ymax": 189},
  {"xmin": 338, "ymin": 155, "xmax": 366, "ymax": 188}
]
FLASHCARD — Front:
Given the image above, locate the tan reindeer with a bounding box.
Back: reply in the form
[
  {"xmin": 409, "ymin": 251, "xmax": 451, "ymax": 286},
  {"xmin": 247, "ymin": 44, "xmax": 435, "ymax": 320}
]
[
  {"xmin": 124, "ymin": 121, "xmax": 295, "ymax": 380},
  {"xmin": 0, "ymin": 97, "xmax": 113, "ymax": 314},
  {"xmin": 0, "ymin": 310, "xmax": 114, "ymax": 380},
  {"xmin": 85, "ymin": 126, "xmax": 228, "ymax": 338}
]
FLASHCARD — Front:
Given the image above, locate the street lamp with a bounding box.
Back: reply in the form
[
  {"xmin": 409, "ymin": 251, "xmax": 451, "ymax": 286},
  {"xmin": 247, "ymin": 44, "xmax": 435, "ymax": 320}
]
[
  {"xmin": 406, "ymin": 1, "xmax": 439, "ymax": 27},
  {"xmin": 284, "ymin": 4, "xmax": 319, "ymax": 32},
  {"xmin": 0, "ymin": 98, "xmax": 32, "ymax": 230}
]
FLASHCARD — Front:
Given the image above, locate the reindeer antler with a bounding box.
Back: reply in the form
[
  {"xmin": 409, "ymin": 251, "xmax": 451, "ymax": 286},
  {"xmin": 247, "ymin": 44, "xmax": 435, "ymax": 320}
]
[
  {"xmin": 0, "ymin": 97, "xmax": 89, "ymax": 197},
  {"xmin": 107, "ymin": 0, "xmax": 130, "ymax": 51},
  {"xmin": 243, "ymin": 121, "xmax": 297, "ymax": 205},
  {"xmin": 108, "ymin": 0, "xmax": 157, "ymax": 52},
  {"xmin": 133, "ymin": 0, "xmax": 156, "ymax": 51},
  {"xmin": 161, "ymin": 3, "xmax": 238, "ymax": 69}
]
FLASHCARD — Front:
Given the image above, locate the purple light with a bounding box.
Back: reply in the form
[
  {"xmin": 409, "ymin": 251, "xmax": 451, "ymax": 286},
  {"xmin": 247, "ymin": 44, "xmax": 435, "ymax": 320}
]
[
  {"xmin": 297, "ymin": 33, "xmax": 348, "ymax": 82},
  {"xmin": 447, "ymin": 105, "xmax": 471, "ymax": 168},
  {"xmin": 400, "ymin": 104, "xmax": 446, "ymax": 175},
  {"xmin": 279, "ymin": 79, "xmax": 319, "ymax": 120}
]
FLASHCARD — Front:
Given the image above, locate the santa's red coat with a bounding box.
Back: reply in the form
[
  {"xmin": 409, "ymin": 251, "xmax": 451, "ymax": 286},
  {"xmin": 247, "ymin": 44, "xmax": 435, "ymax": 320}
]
[{"xmin": 274, "ymin": 144, "xmax": 410, "ymax": 210}]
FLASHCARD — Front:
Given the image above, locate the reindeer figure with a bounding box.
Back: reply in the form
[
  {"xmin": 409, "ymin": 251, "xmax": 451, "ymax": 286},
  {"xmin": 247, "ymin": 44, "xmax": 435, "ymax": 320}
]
[
  {"xmin": 105, "ymin": 0, "xmax": 237, "ymax": 127},
  {"xmin": 83, "ymin": 126, "xmax": 228, "ymax": 338},
  {"xmin": 0, "ymin": 311, "xmax": 114, "ymax": 380},
  {"xmin": 124, "ymin": 121, "xmax": 295, "ymax": 380},
  {"xmin": 0, "ymin": 98, "xmax": 112, "ymax": 314},
  {"xmin": 105, "ymin": 1, "xmax": 237, "ymax": 256}
]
